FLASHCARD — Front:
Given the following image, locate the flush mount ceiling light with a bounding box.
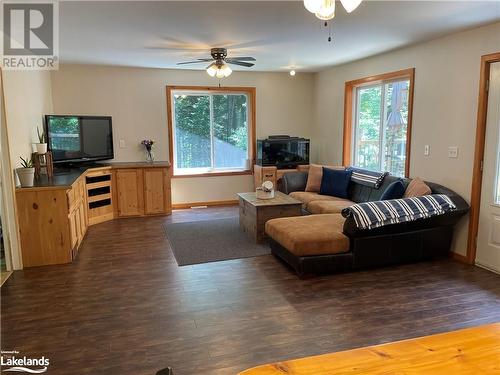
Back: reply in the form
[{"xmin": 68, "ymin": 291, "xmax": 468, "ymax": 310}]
[{"xmin": 304, "ymin": 0, "xmax": 362, "ymax": 20}]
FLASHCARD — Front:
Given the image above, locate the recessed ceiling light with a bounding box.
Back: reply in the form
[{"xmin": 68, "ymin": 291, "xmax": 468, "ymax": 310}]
[{"xmin": 290, "ymin": 70, "xmax": 296, "ymax": 76}]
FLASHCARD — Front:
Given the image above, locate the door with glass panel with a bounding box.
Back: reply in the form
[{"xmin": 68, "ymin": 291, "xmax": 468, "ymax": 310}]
[
  {"xmin": 476, "ymin": 62, "xmax": 500, "ymax": 273},
  {"xmin": 352, "ymin": 79, "xmax": 410, "ymax": 177}
]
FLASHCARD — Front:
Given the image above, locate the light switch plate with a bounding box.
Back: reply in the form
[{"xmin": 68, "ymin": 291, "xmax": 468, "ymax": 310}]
[
  {"xmin": 424, "ymin": 145, "xmax": 430, "ymax": 156},
  {"xmin": 119, "ymin": 139, "xmax": 126, "ymax": 148},
  {"xmin": 448, "ymin": 146, "xmax": 458, "ymax": 158}
]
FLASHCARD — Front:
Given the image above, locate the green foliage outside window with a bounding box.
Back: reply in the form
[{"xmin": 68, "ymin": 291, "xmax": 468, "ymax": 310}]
[
  {"xmin": 355, "ymin": 81, "xmax": 409, "ymax": 177},
  {"xmin": 174, "ymin": 93, "xmax": 248, "ymax": 170}
]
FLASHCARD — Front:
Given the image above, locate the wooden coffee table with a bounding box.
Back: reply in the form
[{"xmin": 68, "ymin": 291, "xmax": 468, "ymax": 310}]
[
  {"xmin": 237, "ymin": 191, "xmax": 302, "ymax": 243},
  {"xmin": 239, "ymin": 323, "xmax": 500, "ymax": 375}
]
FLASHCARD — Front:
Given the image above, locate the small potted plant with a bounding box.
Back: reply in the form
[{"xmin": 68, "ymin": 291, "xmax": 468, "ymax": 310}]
[
  {"xmin": 17, "ymin": 156, "xmax": 35, "ymax": 187},
  {"xmin": 35, "ymin": 126, "xmax": 47, "ymax": 154},
  {"xmin": 141, "ymin": 139, "xmax": 155, "ymax": 162}
]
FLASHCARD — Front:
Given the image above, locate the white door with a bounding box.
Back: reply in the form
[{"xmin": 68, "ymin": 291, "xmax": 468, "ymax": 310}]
[{"xmin": 476, "ymin": 62, "xmax": 500, "ymax": 273}]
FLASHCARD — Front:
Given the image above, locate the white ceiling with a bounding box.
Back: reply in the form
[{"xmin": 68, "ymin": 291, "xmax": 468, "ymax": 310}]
[{"xmin": 59, "ymin": 1, "xmax": 500, "ymax": 72}]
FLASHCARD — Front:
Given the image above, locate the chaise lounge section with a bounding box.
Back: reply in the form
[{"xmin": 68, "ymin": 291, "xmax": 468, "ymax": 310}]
[{"xmin": 265, "ymin": 169, "xmax": 469, "ymax": 277}]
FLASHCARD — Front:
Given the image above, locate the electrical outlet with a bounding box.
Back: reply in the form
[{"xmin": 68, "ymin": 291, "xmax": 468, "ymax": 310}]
[
  {"xmin": 119, "ymin": 139, "xmax": 126, "ymax": 148},
  {"xmin": 448, "ymin": 146, "xmax": 458, "ymax": 158},
  {"xmin": 424, "ymin": 145, "xmax": 430, "ymax": 156}
]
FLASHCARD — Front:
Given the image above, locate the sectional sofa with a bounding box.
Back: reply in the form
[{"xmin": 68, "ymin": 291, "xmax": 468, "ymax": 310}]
[{"xmin": 265, "ymin": 169, "xmax": 469, "ymax": 277}]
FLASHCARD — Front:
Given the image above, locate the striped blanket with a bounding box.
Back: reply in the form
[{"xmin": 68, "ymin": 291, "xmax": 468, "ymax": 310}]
[
  {"xmin": 341, "ymin": 194, "xmax": 456, "ymax": 230},
  {"xmin": 348, "ymin": 167, "xmax": 388, "ymax": 188}
]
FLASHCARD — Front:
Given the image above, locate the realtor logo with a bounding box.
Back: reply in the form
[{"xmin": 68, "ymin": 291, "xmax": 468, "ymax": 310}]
[
  {"xmin": 1, "ymin": 350, "xmax": 50, "ymax": 373},
  {"xmin": 1, "ymin": 0, "xmax": 59, "ymax": 70}
]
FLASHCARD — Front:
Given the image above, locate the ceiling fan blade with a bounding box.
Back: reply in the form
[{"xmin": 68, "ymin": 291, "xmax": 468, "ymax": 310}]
[
  {"xmin": 177, "ymin": 59, "xmax": 213, "ymax": 65},
  {"xmin": 226, "ymin": 57, "xmax": 256, "ymax": 62},
  {"xmin": 226, "ymin": 61, "xmax": 254, "ymax": 68}
]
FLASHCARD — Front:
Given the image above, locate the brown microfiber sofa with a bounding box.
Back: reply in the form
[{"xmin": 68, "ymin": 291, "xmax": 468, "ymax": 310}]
[{"xmin": 264, "ymin": 168, "xmax": 469, "ymax": 277}]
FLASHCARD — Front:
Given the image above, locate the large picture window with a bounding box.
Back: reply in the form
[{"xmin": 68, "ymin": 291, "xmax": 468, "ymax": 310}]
[
  {"xmin": 343, "ymin": 69, "xmax": 415, "ymax": 177},
  {"xmin": 167, "ymin": 86, "xmax": 255, "ymax": 177}
]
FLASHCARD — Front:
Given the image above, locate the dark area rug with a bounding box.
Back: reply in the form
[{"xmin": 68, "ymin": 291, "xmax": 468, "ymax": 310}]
[{"xmin": 164, "ymin": 217, "xmax": 270, "ymax": 266}]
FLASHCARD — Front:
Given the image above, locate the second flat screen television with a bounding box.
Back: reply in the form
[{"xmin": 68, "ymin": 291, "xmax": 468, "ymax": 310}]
[
  {"xmin": 257, "ymin": 137, "xmax": 309, "ymax": 169},
  {"xmin": 45, "ymin": 115, "xmax": 114, "ymax": 163}
]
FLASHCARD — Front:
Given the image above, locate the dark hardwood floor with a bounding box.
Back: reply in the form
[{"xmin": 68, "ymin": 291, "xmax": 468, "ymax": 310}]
[{"xmin": 2, "ymin": 206, "xmax": 500, "ymax": 375}]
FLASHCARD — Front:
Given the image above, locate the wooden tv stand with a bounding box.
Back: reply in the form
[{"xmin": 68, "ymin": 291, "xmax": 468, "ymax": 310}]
[
  {"xmin": 253, "ymin": 164, "xmax": 309, "ymax": 189},
  {"xmin": 15, "ymin": 162, "xmax": 171, "ymax": 267}
]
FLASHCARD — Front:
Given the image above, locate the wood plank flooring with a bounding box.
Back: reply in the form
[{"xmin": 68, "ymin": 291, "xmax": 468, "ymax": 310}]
[{"xmin": 1, "ymin": 206, "xmax": 500, "ymax": 375}]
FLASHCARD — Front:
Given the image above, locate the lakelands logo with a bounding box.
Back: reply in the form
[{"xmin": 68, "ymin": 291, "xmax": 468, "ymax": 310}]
[
  {"xmin": 1, "ymin": 350, "xmax": 50, "ymax": 373},
  {"xmin": 1, "ymin": 0, "xmax": 59, "ymax": 70}
]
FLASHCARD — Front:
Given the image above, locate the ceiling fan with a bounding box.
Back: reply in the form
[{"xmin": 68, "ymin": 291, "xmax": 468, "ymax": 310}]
[{"xmin": 177, "ymin": 48, "xmax": 256, "ymax": 78}]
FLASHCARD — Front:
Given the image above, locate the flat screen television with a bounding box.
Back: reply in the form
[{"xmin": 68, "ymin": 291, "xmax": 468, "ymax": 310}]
[
  {"xmin": 45, "ymin": 115, "xmax": 114, "ymax": 164},
  {"xmin": 257, "ymin": 136, "xmax": 310, "ymax": 169}
]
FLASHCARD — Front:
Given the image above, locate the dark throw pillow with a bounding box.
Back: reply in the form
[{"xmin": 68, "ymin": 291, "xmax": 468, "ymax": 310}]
[
  {"xmin": 320, "ymin": 167, "xmax": 352, "ymax": 199},
  {"xmin": 380, "ymin": 180, "xmax": 406, "ymax": 201}
]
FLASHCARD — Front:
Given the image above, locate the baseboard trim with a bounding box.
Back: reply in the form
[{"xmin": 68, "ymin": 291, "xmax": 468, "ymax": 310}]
[
  {"xmin": 172, "ymin": 199, "xmax": 239, "ymax": 210},
  {"xmin": 450, "ymin": 252, "xmax": 470, "ymax": 264}
]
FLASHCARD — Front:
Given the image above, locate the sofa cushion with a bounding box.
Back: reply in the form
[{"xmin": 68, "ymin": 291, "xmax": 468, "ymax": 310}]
[
  {"xmin": 265, "ymin": 214, "xmax": 350, "ymax": 257},
  {"xmin": 320, "ymin": 168, "xmax": 352, "ymax": 199},
  {"xmin": 305, "ymin": 164, "xmax": 345, "ymax": 192},
  {"xmin": 404, "ymin": 177, "xmax": 432, "ymax": 198},
  {"xmin": 305, "ymin": 164, "xmax": 323, "ymax": 192},
  {"xmin": 289, "ymin": 191, "xmax": 339, "ymax": 208},
  {"xmin": 349, "ymin": 175, "xmax": 409, "ymax": 203},
  {"xmin": 380, "ymin": 180, "xmax": 406, "ymax": 200},
  {"xmin": 307, "ymin": 199, "xmax": 355, "ymax": 214}
]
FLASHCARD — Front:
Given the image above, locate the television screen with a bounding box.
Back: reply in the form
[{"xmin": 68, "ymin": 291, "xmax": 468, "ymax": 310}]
[
  {"xmin": 46, "ymin": 115, "xmax": 114, "ymax": 163},
  {"xmin": 257, "ymin": 138, "xmax": 310, "ymax": 168}
]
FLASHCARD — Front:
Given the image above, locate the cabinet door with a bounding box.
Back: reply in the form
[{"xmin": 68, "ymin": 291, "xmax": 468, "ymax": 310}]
[
  {"xmin": 75, "ymin": 205, "xmax": 83, "ymax": 244},
  {"xmin": 78, "ymin": 201, "xmax": 87, "ymax": 239},
  {"xmin": 144, "ymin": 168, "xmax": 168, "ymax": 215},
  {"xmin": 116, "ymin": 169, "xmax": 144, "ymax": 217},
  {"xmin": 69, "ymin": 210, "xmax": 78, "ymax": 249}
]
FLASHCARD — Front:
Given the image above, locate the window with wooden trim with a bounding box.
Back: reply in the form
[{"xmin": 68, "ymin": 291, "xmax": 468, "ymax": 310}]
[
  {"xmin": 167, "ymin": 86, "xmax": 256, "ymax": 177},
  {"xmin": 343, "ymin": 69, "xmax": 415, "ymax": 177}
]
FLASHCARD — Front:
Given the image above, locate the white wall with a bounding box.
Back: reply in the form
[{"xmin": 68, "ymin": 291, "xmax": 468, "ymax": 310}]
[
  {"xmin": 50, "ymin": 65, "xmax": 315, "ymax": 204},
  {"xmin": 3, "ymin": 70, "xmax": 53, "ymax": 168},
  {"xmin": 1, "ymin": 70, "xmax": 53, "ymax": 270},
  {"xmin": 313, "ymin": 22, "xmax": 500, "ymax": 255}
]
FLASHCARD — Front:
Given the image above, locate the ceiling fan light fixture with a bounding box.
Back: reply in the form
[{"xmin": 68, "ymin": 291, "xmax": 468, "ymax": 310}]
[
  {"xmin": 208, "ymin": 62, "xmax": 232, "ymax": 79},
  {"xmin": 221, "ymin": 64, "xmax": 232, "ymax": 77},
  {"xmin": 340, "ymin": 0, "xmax": 363, "ymax": 13},
  {"xmin": 303, "ymin": 0, "xmax": 321, "ymax": 13},
  {"xmin": 206, "ymin": 63, "xmax": 218, "ymax": 77},
  {"xmin": 315, "ymin": 0, "xmax": 335, "ymax": 20}
]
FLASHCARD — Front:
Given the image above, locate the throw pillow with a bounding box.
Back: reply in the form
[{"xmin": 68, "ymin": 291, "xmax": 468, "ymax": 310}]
[
  {"xmin": 305, "ymin": 164, "xmax": 344, "ymax": 192},
  {"xmin": 305, "ymin": 164, "xmax": 323, "ymax": 192},
  {"xmin": 320, "ymin": 167, "xmax": 352, "ymax": 199},
  {"xmin": 404, "ymin": 177, "xmax": 432, "ymax": 198},
  {"xmin": 380, "ymin": 180, "xmax": 406, "ymax": 200}
]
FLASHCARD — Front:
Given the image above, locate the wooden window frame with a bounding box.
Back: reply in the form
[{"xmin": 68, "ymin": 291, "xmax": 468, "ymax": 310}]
[
  {"xmin": 342, "ymin": 68, "xmax": 415, "ymax": 178},
  {"xmin": 166, "ymin": 85, "xmax": 256, "ymax": 178}
]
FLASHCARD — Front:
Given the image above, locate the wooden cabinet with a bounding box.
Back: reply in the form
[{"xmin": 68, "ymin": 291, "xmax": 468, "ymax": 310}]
[
  {"xmin": 86, "ymin": 168, "xmax": 113, "ymax": 225},
  {"xmin": 16, "ymin": 163, "xmax": 171, "ymax": 267},
  {"xmin": 16, "ymin": 176, "xmax": 87, "ymax": 267},
  {"xmin": 115, "ymin": 168, "xmax": 144, "ymax": 217},
  {"xmin": 254, "ymin": 165, "xmax": 310, "ymax": 190},
  {"xmin": 144, "ymin": 168, "xmax": 171, "ymax": 215},
  {"xmin": 115, "ymin": 166, "xmax": 171, "ymax": 217}
]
